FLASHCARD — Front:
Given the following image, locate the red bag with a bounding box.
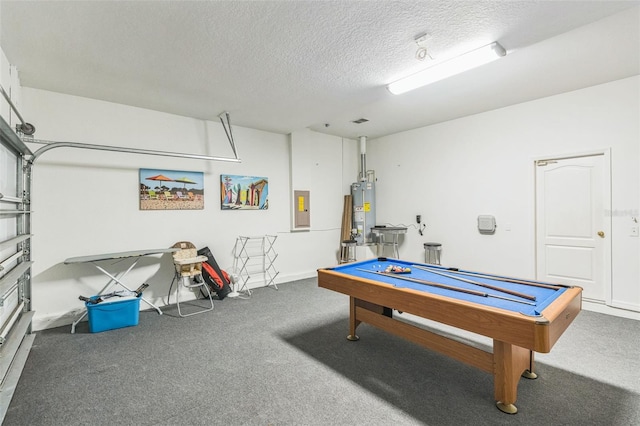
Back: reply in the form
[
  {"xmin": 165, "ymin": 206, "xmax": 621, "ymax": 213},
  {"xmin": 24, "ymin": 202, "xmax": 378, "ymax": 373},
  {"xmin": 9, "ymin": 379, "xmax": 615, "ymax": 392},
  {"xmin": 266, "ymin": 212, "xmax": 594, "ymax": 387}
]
[
  {"xmin": 198, "ymin": 246, "xmax": 232, "ymax": 299},
  {"xmin": 201, "ymin": 261, "xmax": 230, "ymax": 290}
]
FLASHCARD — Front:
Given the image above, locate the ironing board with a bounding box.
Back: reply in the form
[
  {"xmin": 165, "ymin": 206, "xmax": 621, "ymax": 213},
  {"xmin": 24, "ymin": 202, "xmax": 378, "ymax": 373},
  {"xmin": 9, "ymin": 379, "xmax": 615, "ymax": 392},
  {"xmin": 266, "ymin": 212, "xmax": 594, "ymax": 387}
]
[{"xmin": 65, "ymin": 248, "xmax": 178, "ymax": 333}]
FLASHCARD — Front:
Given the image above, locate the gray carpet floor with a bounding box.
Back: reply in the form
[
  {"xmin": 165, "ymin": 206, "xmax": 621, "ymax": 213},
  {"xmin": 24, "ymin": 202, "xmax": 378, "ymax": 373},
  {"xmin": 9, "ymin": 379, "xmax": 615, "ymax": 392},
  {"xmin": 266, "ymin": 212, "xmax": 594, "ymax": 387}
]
[{"xmin": 4, "ymin": 278, "xmax": 640, "ymax": 425}]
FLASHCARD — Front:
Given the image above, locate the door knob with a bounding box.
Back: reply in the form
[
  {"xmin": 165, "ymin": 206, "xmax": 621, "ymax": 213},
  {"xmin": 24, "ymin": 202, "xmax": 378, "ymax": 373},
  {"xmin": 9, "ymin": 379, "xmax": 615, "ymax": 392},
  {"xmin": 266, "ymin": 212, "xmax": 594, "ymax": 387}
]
[{"xmin": 597, "ymin": 231, "xmax": 605, "ymax": 238}]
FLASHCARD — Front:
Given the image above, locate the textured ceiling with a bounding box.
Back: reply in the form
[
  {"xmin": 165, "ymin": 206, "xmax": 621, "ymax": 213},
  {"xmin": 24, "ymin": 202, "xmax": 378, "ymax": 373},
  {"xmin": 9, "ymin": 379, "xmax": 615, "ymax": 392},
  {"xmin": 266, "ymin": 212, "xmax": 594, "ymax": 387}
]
[{"xmin": 1, "ymin": 1, "xmax": 639, "ymax": 140}]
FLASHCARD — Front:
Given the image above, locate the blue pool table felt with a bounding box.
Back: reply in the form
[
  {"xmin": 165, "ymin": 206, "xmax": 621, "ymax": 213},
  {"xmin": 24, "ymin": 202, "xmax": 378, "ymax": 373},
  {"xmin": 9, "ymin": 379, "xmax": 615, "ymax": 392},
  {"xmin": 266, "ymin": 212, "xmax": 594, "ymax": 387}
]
[{"xmin": 329, "ymin": 258, "xmax": 570, "ymax": 317}]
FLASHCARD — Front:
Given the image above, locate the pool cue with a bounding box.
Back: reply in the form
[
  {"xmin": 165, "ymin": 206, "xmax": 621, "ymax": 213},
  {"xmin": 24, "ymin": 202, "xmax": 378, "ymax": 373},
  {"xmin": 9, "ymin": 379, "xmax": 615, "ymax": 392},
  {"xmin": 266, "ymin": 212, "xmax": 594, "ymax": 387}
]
[
  {"xmin": 411, "ymin": 265, "xmax": 536, "ymax": 301},
  {"xmin": 356, "ymin": 269, "xmax": 536, "ymax": 306},
  {"xmin": 413, "ymin": 264, "xmax": 562, "ymax": 290}
]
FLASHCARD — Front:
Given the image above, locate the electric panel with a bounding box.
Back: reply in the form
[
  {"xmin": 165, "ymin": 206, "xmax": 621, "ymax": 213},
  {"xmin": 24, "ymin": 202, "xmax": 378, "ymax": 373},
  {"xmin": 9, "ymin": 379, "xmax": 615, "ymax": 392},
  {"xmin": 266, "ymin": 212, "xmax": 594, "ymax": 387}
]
[{"xmin": 294, "ymin": 190, "xmax": 310, "ymax": 228}]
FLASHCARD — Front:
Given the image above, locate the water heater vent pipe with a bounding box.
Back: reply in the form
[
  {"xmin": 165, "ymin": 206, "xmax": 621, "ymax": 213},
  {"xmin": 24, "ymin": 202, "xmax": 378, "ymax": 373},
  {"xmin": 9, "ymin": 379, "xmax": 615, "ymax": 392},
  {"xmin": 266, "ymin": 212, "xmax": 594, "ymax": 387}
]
[{"xmin": 359, "ymin": 136, "xmax": 367, "ymax": 181}]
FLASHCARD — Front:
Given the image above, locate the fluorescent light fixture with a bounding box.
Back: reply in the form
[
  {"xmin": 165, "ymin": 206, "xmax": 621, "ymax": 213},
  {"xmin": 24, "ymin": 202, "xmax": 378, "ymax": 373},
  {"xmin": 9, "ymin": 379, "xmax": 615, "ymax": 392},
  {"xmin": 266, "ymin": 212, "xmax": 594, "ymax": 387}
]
[{"xmin": 387, "ymin": 42, "xmax": 506, "ymax": 95}]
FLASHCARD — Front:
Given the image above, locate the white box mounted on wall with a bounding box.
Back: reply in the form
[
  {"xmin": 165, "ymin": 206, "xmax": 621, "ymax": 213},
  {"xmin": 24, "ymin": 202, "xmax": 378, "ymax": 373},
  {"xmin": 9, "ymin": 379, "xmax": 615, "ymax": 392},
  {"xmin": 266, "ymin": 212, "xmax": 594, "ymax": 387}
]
[{"xmin": 478, "ymin": 215, "xmax": 496, "ymax": 234}]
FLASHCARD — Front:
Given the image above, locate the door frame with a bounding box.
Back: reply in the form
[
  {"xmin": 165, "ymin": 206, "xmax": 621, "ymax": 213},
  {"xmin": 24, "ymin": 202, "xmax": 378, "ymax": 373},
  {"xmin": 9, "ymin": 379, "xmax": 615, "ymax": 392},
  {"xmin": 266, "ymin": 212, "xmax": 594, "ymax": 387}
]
[{"xmin": 533, "ymin": 148, "xmax": 612, "ymax": 305}]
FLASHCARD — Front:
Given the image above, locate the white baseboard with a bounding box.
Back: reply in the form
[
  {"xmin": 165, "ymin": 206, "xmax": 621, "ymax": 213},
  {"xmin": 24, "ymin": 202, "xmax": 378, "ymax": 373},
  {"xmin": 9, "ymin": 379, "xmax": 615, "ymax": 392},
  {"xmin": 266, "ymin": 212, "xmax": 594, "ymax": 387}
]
[
  {"xmin": 583, "ymin": 300, "xmax": 640, "ymax": 321},
  {"xmin": 274, "ymin": 271, "xmax": 316, "ymax": 283},
  {"xmin": 33, "ymin": 273, "xmax": 319, "ymax": 331},
  {"xmin": 32, "ymin": 309, "xmax": 84, "ymax": 332},
  {"xmin": 609, "ymin": 299, "xmax": 640, "ymax": 314},
  {"xmin": 34, "ymin": 278, "xmax": 638, "ymax": 332}
]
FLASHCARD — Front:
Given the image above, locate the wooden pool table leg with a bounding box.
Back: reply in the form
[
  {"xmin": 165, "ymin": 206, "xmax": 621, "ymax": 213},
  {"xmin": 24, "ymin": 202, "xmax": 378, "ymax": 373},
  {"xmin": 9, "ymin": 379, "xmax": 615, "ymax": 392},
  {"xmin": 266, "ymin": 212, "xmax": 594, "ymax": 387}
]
[
  {"xmin": 347, "ymin": 296, "xmax": 361, "ymax": 341},
  {"xmin": 493, "ymin": 340, "xmax": 536, "ymax": 414},
  {"xmin": 347, "ymin": 298, "xmax": 392, "ymax": 341}
]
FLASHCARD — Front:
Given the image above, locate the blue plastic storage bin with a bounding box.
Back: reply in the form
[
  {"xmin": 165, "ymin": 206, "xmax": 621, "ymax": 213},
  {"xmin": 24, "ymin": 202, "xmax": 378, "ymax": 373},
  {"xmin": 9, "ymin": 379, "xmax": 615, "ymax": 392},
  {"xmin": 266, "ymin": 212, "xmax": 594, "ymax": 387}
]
[{"xmin": 85, "ymin": 295, "xmax": 141, "ymax": 333}]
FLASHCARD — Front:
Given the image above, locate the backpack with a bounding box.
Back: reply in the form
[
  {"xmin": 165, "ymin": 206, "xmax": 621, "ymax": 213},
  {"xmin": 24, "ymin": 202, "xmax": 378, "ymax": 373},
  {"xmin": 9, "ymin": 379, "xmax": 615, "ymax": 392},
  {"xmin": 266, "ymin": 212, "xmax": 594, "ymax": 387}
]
[{"xmin": 197, "ymin": 246, "xmax": 232, "ymax": 300}]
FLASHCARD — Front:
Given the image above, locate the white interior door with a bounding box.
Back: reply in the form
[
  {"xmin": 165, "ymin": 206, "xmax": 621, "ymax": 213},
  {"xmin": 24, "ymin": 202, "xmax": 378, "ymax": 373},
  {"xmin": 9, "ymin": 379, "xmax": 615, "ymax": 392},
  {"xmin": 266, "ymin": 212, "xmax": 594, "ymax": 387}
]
[{"xmin": 535, "ymin": 153, "xmax": 611, "ymax": 302}]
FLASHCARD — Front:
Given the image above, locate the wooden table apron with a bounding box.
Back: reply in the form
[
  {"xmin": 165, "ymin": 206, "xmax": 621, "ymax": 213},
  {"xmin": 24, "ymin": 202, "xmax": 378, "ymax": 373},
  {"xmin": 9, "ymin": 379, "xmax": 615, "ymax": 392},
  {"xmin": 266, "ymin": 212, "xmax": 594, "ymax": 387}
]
[{"xmin": 317, "ymin": 265, "xmax": 582, "ymax": 413}]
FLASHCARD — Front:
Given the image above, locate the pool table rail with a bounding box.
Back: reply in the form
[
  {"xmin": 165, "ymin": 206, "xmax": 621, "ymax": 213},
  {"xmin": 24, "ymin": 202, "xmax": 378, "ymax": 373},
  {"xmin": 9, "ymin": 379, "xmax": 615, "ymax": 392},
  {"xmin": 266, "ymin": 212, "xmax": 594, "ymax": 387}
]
[{"xmin": 318, "ymin": 268, "xmax": 581, "ymax": 353}]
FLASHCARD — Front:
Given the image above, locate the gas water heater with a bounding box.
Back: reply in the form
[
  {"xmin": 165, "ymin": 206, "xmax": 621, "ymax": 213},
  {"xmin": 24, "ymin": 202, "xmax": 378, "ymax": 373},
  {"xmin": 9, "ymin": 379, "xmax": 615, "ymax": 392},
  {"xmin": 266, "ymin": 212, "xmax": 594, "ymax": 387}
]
[
  {"xmin": 351, "ymin": 136, "xmax": 376, "ymax": 245},
  {"xmin": 351, "ymin": 180, "xmax": 376, "ymax": 245}
]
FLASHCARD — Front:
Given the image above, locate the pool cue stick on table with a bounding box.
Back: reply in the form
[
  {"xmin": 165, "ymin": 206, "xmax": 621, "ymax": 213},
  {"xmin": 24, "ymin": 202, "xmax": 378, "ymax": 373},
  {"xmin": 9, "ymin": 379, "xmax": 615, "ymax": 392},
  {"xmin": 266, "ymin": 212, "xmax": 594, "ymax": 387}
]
[
  {"xmin": 419, "ymin": 265, "xmax": 563, "ymax": 290},
  {"xmin": 411, "ymin": 265, "xmax": 536, "ymax": 301},
  {"xmin": 356, "ymin": 269, "xmax": 536, "ymax": 306}
]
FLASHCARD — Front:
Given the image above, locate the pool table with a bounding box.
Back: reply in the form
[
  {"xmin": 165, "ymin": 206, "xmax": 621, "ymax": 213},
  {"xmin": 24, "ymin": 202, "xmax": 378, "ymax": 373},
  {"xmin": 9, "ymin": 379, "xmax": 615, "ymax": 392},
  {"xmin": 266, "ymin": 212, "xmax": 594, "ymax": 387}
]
[{"xmin": 317, "ymin": 257, "xmax": 582, "ymax": 414}]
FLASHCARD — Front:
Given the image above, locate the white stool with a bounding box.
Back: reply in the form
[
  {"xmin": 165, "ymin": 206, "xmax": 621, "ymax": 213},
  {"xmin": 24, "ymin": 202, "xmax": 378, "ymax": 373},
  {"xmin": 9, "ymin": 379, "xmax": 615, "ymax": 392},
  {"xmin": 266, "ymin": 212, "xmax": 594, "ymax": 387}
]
[
  {"xmin": 340, "ymin": 240, "xmax": 357, "ymax": 263},
  {"xmin": 424, "ymin": 242, "xmax": 442, "ymax": 265}
]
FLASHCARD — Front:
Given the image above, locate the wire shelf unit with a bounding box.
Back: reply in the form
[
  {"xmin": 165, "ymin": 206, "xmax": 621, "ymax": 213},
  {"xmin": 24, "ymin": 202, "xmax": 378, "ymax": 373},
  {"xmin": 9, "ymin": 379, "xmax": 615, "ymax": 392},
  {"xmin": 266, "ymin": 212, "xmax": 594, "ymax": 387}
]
[{"xmin": 232, "ymin": 235, "xmax": 279, "ymax": 296}]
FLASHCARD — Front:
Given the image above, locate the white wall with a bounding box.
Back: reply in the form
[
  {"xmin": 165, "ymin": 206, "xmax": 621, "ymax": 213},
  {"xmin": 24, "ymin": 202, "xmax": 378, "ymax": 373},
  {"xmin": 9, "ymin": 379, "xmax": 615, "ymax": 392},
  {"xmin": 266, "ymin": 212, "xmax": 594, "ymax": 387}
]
[
  {"xmin": 21, "ymin": 88, "xmax": 355, "ymax": 330},
  {"xmin": 0, "ymin": 49, "xmax": 9, "ymax": 120},
  {"xmin": 368, "ymin": 76, "xmax": 640, "ymax": 318},
  {"xmin": 0, "ymin": 48, "xmax": 21, "ymax": 131},
  {"xmin": 290, "ymin": 128, "xmax": 349, "ymax": 231}
]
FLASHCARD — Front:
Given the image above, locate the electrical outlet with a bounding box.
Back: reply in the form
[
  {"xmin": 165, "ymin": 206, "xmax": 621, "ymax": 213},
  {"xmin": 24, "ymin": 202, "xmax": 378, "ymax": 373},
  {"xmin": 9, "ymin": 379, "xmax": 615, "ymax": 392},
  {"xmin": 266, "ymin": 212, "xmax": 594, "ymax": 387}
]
[
  {"xmin": 416, "ymin": 215, "xmax": 421, "ymax": 224},
  {"xmin": 631, "ymin": 226, "xmax": 639, "ymax": 237}
]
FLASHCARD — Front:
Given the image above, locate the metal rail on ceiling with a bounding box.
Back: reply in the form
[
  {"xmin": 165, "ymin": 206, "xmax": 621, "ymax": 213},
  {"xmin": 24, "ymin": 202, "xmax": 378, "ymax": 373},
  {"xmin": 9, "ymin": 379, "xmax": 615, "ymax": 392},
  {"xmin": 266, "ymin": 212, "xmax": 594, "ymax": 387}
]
[
  {"xmin": 22, "ymin": 110, "xmax": 241, "ymax": 165},
  {"xmin": 1, "ymin": 82, "xmax": 240, "ymax": 165},
  {"xmin": 24, "ymin": 138, "xmax": 241, "ymax": 165}
]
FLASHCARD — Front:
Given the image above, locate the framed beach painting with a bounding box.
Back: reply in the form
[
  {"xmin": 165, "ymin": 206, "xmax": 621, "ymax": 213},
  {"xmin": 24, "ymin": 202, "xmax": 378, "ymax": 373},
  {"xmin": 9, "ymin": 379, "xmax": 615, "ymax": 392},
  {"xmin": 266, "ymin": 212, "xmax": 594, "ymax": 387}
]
[
  {"xmin": 139, "ymin": 168, "xmax": 204, "ymax": 210},
  {"xmin": 220, "ymin": 174, "xmax": 269, "ymax": 210}
]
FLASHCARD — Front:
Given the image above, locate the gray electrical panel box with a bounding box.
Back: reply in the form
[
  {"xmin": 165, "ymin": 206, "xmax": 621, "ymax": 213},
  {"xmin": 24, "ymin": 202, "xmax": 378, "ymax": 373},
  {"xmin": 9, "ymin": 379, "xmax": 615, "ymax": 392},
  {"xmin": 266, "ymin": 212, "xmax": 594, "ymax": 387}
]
[{"xmin": 294, "ymin": 190, "xmax": 310, "ymax": 228}]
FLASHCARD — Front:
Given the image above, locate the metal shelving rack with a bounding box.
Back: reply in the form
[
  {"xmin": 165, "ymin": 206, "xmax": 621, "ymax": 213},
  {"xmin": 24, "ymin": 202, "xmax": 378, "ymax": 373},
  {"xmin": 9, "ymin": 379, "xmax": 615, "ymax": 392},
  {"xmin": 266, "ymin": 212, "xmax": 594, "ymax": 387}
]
[{"xmin": 232, "ymin": 235, "xmax": 279, "ymax": 296}]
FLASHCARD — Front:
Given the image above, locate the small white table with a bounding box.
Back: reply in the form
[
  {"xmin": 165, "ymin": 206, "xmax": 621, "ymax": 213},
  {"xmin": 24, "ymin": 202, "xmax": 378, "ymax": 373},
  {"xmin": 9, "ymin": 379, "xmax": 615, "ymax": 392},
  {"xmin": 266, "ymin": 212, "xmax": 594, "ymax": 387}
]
[
  {"xmin": 65, "ymin": 248, "xmax": 178, "ymax": 333},
  {"xmin": 371, "ymin": 226, "xmax": 407, "ymax": 258}
]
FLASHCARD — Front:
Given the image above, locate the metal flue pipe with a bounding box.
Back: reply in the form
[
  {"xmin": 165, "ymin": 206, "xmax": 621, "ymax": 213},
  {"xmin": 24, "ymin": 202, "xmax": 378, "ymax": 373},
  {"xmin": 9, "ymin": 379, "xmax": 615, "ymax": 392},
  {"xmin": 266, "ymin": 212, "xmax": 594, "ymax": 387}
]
[{"xmin": 359, "ymin": 136, "xmax": 367, "ymax": 181}]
